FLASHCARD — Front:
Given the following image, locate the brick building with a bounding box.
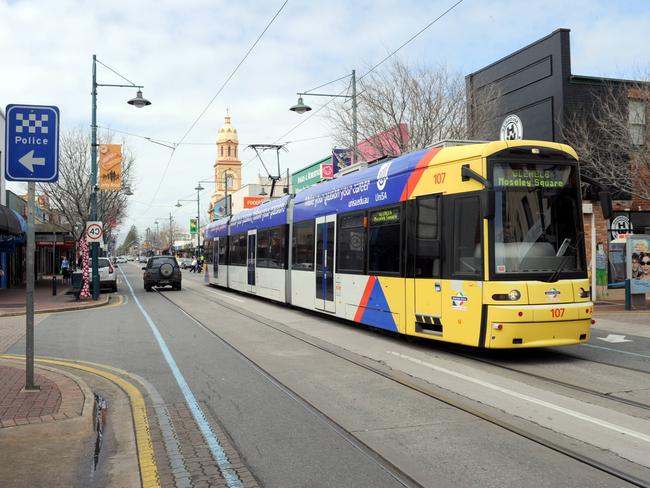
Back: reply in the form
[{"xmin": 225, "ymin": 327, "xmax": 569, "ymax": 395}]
[{"xmin": 466, "ymin": 28, "xmax": 649, "ymax": 286}]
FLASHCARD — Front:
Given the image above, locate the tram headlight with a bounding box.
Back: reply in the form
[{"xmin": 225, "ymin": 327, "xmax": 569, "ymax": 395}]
[{"xmin": 508, "ymin": 289, "xmax": 521, "ymax": 301}]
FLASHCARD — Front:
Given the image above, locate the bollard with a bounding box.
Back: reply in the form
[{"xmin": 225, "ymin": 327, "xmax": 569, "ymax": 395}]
[{"xmin": 52, "ymin": 275, "xmax": 57, "ymax": 296}]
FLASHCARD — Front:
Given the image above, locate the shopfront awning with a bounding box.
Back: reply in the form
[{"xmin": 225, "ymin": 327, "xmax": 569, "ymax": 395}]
[{"xmin": 0, "ymin": 205, "xmax": 22, "ymax": 236}]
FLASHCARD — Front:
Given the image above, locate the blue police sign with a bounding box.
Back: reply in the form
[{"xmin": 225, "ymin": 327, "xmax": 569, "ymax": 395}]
[{"xmin": 4, "ymin": 104, "xmax": 59, "ymax": 182}]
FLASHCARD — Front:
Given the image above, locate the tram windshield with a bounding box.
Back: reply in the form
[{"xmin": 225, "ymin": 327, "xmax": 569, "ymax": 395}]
[{"xmin": 492, "ymin": 162, "xmax": 585, "ymax": 277}]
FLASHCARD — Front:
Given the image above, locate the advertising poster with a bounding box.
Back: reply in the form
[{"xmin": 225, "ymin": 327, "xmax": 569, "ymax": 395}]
[
  {"xmin": 627, "ymin": 235, "xmax": 650, "ymax": 294},
  {"xmin": 98, "ymin": 144, "xmax": 122, "ymax": 190}
]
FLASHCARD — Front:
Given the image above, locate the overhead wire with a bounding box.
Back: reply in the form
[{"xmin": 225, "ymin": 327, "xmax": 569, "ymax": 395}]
[
  {"xmin": 246, "ymin": 0, "xmax": 466, "ymax": 170},
  {"xmin": 146, "ymin": 0, "xmax": 289, "ymax": 207}
]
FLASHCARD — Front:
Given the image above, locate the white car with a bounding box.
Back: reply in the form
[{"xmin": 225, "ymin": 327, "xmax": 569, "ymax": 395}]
[{"xmin": 98, "ymin": 257, "xmax": 118, "ymax": 292}]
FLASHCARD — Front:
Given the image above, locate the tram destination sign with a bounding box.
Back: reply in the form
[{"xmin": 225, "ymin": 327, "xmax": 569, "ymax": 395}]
[{"xmin": 493, "ymin": 164, "xmax": 570, "ymax": 189}]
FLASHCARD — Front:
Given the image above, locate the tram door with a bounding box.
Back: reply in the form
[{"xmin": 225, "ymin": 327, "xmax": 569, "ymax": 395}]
[
  {"xmin": 315, "ymin": 215, "xmax": 336, "ymax": 312},
  {"xmin": 247, "ymin": 230, "xmax": 256, "ymax": 293},
  {"xmin": 412, "ymin": 196, "xmax": 443, "ymax": 334},
  {"xmin": 213, "ymin": 238, "xmax": 219, "ymax": 279}
]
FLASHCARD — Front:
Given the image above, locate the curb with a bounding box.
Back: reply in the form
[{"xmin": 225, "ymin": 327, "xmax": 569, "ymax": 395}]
[
  {"xmin": 0, "ymin": 295, "xmax": 115, "ymax": 318},
  {"xmin": 1, "ymin": 356, "xmax": 161, "ymax": 488}
]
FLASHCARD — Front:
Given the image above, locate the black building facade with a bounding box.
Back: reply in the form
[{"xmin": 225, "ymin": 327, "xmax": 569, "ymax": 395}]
[{"xmin": 466, "ymin": 28, "xmax": 650, "ymax": 289}]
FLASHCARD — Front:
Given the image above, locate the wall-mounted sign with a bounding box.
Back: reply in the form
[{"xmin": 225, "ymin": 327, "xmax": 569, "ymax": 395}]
[
  {"xmin": 500, "ymin": 114, "xmax": 523, "ymax": 140},
  {"xmin": 243, "ymin": 196, "xmax": 264, "ymax": 208}
]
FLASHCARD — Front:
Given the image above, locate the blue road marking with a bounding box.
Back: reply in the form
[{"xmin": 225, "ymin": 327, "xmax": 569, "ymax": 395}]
[{"xmin": 120, "ymin": 268, "xmax": 243, "ymax": 488}]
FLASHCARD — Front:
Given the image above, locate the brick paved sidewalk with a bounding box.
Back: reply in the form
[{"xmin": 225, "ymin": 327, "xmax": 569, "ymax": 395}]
[
  {"xmin": 0, "ymin": 279, "xmax": 111, "ymax": 316},
  {"xmin": 0, "ymin": 361, "xmax": 85, "ymax": 428}
]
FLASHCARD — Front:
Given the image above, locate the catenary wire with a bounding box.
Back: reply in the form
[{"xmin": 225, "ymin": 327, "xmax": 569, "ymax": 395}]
[{"xmin": 147, "ymin": 0, "xmax": 289, "ymax": 207}]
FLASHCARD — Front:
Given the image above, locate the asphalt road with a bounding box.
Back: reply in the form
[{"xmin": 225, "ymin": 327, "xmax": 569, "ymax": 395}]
[{"xmin": 8, "ymin": 262, "xmax": 648, "ymax": 487}]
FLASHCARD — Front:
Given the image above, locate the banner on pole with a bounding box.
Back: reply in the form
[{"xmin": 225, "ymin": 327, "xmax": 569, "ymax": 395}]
[
  {"xmin": 98, "ymin": 144, "xmax": 122, "ymax": 190},
  {"xmin": 190, "ymin": 218, "xmax": 198, "ymax": 235}
]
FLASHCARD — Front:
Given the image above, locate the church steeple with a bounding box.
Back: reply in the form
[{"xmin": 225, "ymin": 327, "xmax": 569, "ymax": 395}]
[{"xmin": 210, "ymin": 111, "xmax": 242, "ymax": 217}]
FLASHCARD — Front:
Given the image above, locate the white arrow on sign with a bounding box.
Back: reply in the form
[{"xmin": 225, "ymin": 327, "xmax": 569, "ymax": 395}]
[
  {"xmin": 597, "ymin": 334, "xmax": 633, "ymax": 343},
  {"xmin": 18, "ymin": 150, "xmax": 46, "ymax": 172}
]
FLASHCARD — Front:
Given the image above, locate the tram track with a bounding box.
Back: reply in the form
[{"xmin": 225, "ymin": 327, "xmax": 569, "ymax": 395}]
[
  {"xmin": 161, "ymin": 283, "xmax": 650, "ymax": 488},
  {"xmin": 153, "ymin": 286, "xmax": 424, "ymax": 488}
]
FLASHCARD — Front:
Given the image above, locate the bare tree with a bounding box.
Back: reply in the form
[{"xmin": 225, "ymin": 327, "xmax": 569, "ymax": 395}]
[
  {"xmin": 38, "ymin": 127, "xmax": 136, "ymax": 242},
  {"xmin": 328, "ymin": 58, "xmax": 498, "ymax": 159},
  {"xmin": 561, "ymin": 77, "xmax": 650, "ymax": 200}
]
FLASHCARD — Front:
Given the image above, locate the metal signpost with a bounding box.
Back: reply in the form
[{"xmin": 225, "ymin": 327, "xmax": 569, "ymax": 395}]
[{"xmin": 4, "ymin": 104, "xmax": 60, "ymax": 390}]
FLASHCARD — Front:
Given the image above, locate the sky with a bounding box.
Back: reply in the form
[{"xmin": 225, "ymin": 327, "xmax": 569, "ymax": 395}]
[{"xmin": 1, "ymin": 0, "xmax": 649, "ymax": 244}]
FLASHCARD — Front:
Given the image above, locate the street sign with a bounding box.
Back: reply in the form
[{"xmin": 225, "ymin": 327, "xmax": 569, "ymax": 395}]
[
  {"xmin": 85, "ymin": 221, "xmax": 104, "ymax": 242},
  {"xmin": 4, "ymin": 104, "xmax": 60, "ymax": 182}
]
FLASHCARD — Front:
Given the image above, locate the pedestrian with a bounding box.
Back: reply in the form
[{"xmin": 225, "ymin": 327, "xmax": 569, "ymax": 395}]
[
  {"xmin": 61, "ymin": 256, "xmax": 71, "ymax": 284},
  {"xmin": 191, "ymin": 256, "xmax": 198, "ymax": 273}
]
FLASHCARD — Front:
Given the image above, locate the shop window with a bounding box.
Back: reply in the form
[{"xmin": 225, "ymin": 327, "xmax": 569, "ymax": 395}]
[{"xmin": 629, "ymin": 100, "xmax": 647, "ymax": 146}]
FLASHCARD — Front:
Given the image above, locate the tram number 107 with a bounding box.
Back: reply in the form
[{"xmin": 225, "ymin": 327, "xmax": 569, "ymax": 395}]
[
  {"xmin": 433, "ymin": 172, "xmax": 446, "ymax": 184},
  {"xmin": 550, "ymin": 308, "xmax": 565, "ymax": 318}
]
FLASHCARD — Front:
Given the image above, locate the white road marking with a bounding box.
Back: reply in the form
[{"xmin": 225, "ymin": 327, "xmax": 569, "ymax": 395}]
[
  {"xmin": 202, "ymin": 287, "xmax": 246, "ymax": 303},
  {"xmin": 597, "ymin": 334, "xmax": 633, "ymax": 343},
  {"xmin": 387, "ymin": 350, "xmax": 650, "ymax": 443},
  {"xmin": 580, "ymin": 343, "xmax": 650, "ymax": 359}
]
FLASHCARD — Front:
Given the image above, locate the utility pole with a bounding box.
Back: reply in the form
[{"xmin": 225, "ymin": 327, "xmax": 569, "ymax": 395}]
[{"xmin": 169, "ymin": 213, "xmax": 174, "ymax": 254}]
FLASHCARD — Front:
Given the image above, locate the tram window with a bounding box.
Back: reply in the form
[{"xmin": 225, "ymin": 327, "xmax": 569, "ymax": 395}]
[
  {"xmin": 205, "ymin": 241, "xmax": 214, "ymax": 264},
  {"xmin": 229, "ymin": 233, "xmax": 247, "ymax": 266},
  {"xmin": 415, "ymin": 196, "xmax": 441, "ymax": 278},
  {"xmin": 453, "ymin": 196, "xmax": 482, "ymax": 277},
  {"xmin": 292, "ymin": 220, "xmax": 314, "ymax": 271},
  {"xmin": 257, "ymin": 229, "xmax": 270, "ymax": 267},
  {"xmin": 268, "ymin": 226, "xmax": 287, "ymax": 269},
  {"xmin": 368, "ymin": 206, "xmax": 401, "ymax": 275},
  {"xmin": 337, "ymin": 212, "xmax": 365, "ymax": 274},
  {"xmin": 218, "ymin": 238, "xmax": 228, "ymax": 265}
]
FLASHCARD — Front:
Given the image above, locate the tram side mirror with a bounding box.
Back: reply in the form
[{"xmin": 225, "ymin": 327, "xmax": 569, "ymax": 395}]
[
  {"xmin": 599, "ymin": 191, "xmax": 613, "ymax": 220},
  {"xmin": 481, "ymin": 189, "xmax": 495, "ymax": 219}
]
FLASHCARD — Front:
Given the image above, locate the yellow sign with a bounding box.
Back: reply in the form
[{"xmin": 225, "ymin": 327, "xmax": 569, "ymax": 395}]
[{"xmin": 99, "ymin": 144, "xmax": 122, "ymax": 190}]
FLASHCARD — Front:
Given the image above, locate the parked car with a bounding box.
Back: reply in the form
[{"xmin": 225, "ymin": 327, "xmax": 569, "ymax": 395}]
[
  {"xmin": 116, "ymin": 256, "xmax": 127, "ymax": 263},
  {"xmin": 98, "ymin": 257, "xmax": 118, "ymax": 292},
  {"xmin": 138, "ymin": 255, "xmax": 148, "ymax": 263},
  {"xmin": 178, "ymin": 257, "xmax": 193, "ymax": 269},
  {"xmin": 143, "ymin": 256, "xmax": 182, "ymax": 291}
]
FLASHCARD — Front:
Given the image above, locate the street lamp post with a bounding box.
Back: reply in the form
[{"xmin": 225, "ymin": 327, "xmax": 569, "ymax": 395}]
[
  {"xmin": 290, "ymin": 69, "xmax": 358, "ymax": 164},
  {"xmin": 90, "ymin": 55, "xmax": 150, "ymax": 299},
  {"xmin": 175, "ymin": 183, "xmax": 204, "ymax": 257}
]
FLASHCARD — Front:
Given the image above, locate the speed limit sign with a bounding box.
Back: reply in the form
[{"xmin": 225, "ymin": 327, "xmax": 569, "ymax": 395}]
[{"xmin": 85, "ymin": 221, "xmax": 104, "ymax": 242}]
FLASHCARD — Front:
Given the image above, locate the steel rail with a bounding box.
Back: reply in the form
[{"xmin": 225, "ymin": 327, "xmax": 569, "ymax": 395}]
[{"xmin": 170, "ymin": 283, "xmax": 650, "ymax": 488}]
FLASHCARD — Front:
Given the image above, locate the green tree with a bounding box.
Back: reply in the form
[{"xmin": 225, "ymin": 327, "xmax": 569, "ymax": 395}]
[{"xmin": 117, "ymin": 225, "xmax": 139, "ymax": 255}]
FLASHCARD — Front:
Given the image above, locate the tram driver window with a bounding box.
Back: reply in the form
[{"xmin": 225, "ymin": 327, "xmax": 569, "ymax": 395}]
[
  {"xmin": 453, "ymin": 196, "xmax": 482, "ymax": 277},
  {"xmin": 368, "ymin": 206, "xmax": 401, "ymax": 275}
]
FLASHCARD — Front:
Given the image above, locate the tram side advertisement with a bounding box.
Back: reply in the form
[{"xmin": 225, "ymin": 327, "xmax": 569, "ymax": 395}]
[{"xmin": 627, "ymin": 234, "xmax": 650, "ymax": 293}]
